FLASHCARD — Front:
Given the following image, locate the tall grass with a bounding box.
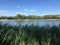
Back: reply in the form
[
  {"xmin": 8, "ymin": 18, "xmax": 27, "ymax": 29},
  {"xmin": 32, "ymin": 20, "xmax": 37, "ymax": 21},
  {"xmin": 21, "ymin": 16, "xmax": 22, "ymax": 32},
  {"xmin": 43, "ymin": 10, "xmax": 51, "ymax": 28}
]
[{"xmin": 0, "ymin": 23, "xmax": 60, "ymax": 45}]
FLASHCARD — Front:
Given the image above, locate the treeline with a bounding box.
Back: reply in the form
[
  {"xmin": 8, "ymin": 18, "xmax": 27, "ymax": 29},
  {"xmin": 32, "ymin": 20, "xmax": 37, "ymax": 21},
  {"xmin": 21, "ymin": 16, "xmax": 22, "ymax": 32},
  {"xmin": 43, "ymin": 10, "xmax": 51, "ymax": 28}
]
[
  {"xmin": 0, "ymin": 24, "xmax": 60, "ymax": 45},
  {"xmin": 0, "ymin": 14, "xmax": 60, "ymax": 19}
]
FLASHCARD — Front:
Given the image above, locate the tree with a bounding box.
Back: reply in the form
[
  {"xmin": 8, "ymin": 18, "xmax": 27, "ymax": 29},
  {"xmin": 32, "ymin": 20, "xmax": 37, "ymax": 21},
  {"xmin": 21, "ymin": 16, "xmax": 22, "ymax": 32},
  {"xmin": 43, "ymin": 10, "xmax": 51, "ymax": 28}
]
[{"xmin": 16, "ymin": 14, "xmax": 22, "ymax": 19}]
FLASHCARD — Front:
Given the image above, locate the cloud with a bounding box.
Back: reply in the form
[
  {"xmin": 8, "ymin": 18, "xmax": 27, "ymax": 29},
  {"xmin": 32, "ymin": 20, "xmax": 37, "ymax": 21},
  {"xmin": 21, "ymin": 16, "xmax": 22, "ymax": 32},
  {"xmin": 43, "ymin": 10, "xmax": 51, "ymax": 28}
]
[
  {"xmin": 23, "ymin": 9, "xmax": 28, "ymax": 11},
  {"xmin": 15, "ymin": 9, "xmax": 37, "ymax": 15},
  {"xmin": 16, "ymin": 12, "xmax": 22, "ymax": 14},
  {"xmin": 0, "ymin": 10, "xmax": 9, "ymax": 16},
  {"xmin": 16, "ymin": 11, "xmax": 28, "ymax": 16},
  {"xmin": 30, "ymin": 9, "xmax": 36, "ymax": 12},
  {"xmin": 0, "ymin": 10, "xmax": 8, "ymax": 13},
  {"xmin": 23, "ymin": 12, "xmax": 28, "ymax": 15},
  {"xmin": 23, "ymin": 9, "xmax": 36, "ymax": 12}
]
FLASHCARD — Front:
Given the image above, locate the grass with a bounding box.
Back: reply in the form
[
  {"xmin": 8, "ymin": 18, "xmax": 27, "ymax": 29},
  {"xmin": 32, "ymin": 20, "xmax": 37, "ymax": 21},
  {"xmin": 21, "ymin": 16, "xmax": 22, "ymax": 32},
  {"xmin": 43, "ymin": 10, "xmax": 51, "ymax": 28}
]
[{"xmin": 0, "ymin": 23, "xmax": 60, "ymax": 45}]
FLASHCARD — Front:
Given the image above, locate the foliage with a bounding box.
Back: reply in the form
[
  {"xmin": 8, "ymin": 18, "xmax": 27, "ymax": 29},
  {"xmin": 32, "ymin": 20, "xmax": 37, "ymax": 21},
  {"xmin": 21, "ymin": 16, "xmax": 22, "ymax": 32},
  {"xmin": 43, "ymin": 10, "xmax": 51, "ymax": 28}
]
[
  {"xmin": 0, "ymin": 24, "xmax": 60, "ymax": 45},
  {"xmin": 0, "ymin": 14, "xmax": 60, "ymax": 19}
]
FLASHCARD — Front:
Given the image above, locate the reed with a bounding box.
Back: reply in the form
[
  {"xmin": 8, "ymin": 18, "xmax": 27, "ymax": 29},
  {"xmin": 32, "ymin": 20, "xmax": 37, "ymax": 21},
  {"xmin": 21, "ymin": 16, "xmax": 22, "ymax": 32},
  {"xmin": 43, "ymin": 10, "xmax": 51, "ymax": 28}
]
[{"xmin": 0, "ymin": 24, "xmax": 60, "ymax": 45}]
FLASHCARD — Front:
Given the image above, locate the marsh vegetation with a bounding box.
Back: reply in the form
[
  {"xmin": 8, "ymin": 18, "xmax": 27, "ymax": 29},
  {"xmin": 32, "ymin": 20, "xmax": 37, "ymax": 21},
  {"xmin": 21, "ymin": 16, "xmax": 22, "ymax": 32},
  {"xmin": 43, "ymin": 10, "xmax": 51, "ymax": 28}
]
[{"xmin": 0, "ymin": 23, "xmax": 60, "ymax": 45}]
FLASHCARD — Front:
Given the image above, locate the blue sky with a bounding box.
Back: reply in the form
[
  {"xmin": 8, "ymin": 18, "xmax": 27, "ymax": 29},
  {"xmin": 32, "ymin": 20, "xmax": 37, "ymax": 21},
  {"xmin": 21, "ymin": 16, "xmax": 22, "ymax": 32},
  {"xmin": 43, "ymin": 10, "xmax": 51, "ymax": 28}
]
[{"xmin": 0, "ymin": 0, "xmax": 60, "ymax": 16}]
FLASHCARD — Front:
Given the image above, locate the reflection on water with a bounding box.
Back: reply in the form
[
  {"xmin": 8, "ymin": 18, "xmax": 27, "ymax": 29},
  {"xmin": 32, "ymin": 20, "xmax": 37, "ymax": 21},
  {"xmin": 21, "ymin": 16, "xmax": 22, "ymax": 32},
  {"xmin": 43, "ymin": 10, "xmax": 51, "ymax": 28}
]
[{"xmin": 0, "ymin": 20, "xmax": 60, "ymax": 26}]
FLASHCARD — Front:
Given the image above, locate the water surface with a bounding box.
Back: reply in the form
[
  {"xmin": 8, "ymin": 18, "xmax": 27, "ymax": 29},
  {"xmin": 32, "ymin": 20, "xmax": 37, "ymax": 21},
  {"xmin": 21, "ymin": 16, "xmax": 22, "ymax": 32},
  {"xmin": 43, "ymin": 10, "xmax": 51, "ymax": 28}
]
[{"xmin": 0, "ymin": 20, "xmax": 60, "ymax": 26}]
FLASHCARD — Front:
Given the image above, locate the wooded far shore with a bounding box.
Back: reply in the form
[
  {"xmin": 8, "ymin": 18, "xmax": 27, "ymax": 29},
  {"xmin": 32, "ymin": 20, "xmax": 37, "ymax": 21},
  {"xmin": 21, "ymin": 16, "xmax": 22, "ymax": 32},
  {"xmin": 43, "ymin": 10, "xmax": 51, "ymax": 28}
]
[{"xmin": 0, "ymin": 14, "xmax": 60, "ymax": 20}]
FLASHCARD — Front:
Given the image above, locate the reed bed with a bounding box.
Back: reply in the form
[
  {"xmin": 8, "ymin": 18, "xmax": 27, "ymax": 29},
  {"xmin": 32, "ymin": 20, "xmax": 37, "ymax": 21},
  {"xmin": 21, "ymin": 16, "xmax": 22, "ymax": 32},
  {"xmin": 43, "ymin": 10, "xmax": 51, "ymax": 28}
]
[{"xmin": 0, "ymin": 23, "xmax": 60, "ymax": 45}]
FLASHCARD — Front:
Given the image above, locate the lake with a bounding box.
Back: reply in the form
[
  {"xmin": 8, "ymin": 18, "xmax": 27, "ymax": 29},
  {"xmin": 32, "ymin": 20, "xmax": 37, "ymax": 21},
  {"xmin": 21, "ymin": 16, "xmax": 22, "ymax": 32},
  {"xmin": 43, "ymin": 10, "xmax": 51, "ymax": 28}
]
[{"xmin": 0, "ymin": 20, "xmax": 60, "ymax": 26}]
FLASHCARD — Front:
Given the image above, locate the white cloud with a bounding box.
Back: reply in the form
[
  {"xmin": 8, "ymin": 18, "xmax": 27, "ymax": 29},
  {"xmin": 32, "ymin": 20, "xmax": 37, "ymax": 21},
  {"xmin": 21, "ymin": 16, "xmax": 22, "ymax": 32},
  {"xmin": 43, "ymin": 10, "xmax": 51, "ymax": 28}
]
[
  {"xmin": 0, "ymin": 10, "xmax": 9, "ymax": 16},
  {"xmin": 15, "ymin": 9, "xmax": 36, "ymax": 15},
  {"xmin": 30, "ymin": 9, "xmax": 36, "ymax": 12},
  {"xmin": 16, "ymin": 12, "xmax": 22, "ymax": 14},
  {"xmin": 23, "ymin": 12, "xmax": 28, "ymax": 15},
  {"xmin": 0, "ymin": 10, "xmax": 8, "ymax": 13},
  {"xmin": 24, "ymin": 9, "xmax": 28, "ymax": 11},
  {"xmin": 16, "ymin": 11, "xmax": 28, "ymax": 16},
  {"xmin": 23, "ymin": 9, "xmax": 36, "ymax": 12}
]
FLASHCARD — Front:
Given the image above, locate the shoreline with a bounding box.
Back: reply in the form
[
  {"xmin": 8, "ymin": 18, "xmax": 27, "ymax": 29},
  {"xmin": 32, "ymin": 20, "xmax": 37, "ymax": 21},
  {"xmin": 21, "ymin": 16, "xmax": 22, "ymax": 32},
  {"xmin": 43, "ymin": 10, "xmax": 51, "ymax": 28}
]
[{"xmin": 0, "ymin": 19, "xmax": 60, "ymax": 21}]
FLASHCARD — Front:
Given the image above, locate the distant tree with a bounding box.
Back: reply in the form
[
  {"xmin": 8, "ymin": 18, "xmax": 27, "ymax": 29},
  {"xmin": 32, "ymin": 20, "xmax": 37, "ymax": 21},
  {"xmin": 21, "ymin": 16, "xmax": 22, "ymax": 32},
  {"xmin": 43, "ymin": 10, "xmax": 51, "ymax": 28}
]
[
  {"xmin": 0, "ymin": 16, "xmax": 7, "ymax": 19},
  {"xmin": 16, "ymin": 14, "xmax": 23, "ymax": 19},
  {"xmin": 7, "ymin": 16, "xmax": 14, "ymax": 19}
]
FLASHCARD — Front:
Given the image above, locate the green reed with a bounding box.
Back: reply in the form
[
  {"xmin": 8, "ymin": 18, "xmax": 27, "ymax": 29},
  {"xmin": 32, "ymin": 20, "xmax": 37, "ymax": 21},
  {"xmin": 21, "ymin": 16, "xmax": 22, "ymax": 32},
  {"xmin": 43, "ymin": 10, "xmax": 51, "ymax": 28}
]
[{"xmin": 0, "ymin": 24, "xmax": 60, "ymax": 45}]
